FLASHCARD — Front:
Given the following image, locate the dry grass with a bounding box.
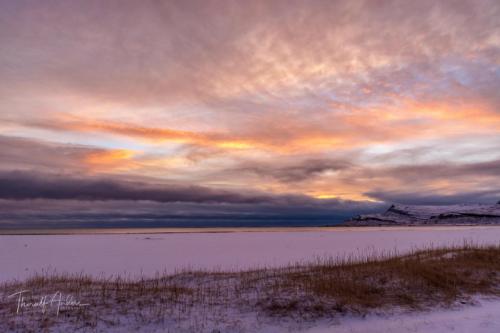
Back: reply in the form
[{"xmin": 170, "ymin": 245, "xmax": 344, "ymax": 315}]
[
  {"xmin": 260, "ymin": 244, "xmax": 500, "ymax": 316},
  {"xmin": 1, "ymin": 243, "xmax": 500, "ymax": 332}
]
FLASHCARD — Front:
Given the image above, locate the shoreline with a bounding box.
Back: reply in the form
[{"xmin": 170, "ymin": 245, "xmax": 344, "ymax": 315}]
[{"xmin": 1, "ymin": 224, "xmax": 500, "ymax": 235}]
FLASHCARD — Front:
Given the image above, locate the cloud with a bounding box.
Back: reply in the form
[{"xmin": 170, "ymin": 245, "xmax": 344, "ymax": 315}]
[
  {"xmin": 2, "ymin": 0, "xmax": 499, "ymax": 125},
  {"xmin": 365, "ymin": 189, "xmax": 500, "ymax": 205},
  {"xmin": 0, "ymin": 170, "xmax": 276, "ymax": 204},
  {"xmin": 0, "ymin": 135, "xmax": 139, "ymax": 173},
  {"xmin": 0, "ymin": 0, "xmax": 499, "ymax": 220},
  {"xmin": 0, "ymin": 169, "xmax": 379, "ymax": 207},
  {"xmin": 382, "ymin": 160, "xmax": 500, "ymax": 181},
  {"xmin": 0, "ymin": 135, "xmax": 102, "ymax": 171},
  {"xmin": 0, "ymin": 170, "xmax": 384, "ymax": 228},
  {"xmin": 0, "ymin": 197, "xmax": 384, "ymax": 229},
  {"xmin": 230, "ymin": 158, "xmax": 353, "ymax": 183}
]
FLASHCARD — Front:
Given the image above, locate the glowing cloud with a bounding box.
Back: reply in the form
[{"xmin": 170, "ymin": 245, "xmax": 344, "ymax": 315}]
[{"xmin": 0, "ymin": 0, "xmax": 499, "ymax": 227}]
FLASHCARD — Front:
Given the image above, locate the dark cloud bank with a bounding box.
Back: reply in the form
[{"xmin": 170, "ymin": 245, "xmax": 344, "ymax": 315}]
[
  {"xmin": 0, "ymin": 171, "xmax": 272, "ymax": 204},
  {"xmin": 1, "ymin": 170, "xmax": 498, "ymax": 229},
  {"xmin": 366, "ymin": 190, "xmax": 500, "ymax": 206},
  {"xmin": 0, "ymin": 171, "xmax": 383, "ymax": 229}
]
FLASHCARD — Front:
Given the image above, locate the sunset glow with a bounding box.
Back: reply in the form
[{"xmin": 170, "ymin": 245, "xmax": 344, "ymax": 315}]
[{"xmin": 0, "ymin": 0, "xmax": 499, "ymax": 227}]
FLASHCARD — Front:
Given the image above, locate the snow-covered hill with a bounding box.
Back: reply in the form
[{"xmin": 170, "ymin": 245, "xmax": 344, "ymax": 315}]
[{"xmin": 345, "ymin": 202, "xmax": 500, "ymax": 226}]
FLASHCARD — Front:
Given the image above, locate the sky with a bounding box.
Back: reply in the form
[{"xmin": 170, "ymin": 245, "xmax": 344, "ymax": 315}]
[{"xmin": 0, "ymin": 0, "xmax": 499, "ymax": 228}]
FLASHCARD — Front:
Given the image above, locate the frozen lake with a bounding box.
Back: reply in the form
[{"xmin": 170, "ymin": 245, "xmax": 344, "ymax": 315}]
[{"xmin": 1, "ymin": 226, "xmax": 500, "ymax": 282}]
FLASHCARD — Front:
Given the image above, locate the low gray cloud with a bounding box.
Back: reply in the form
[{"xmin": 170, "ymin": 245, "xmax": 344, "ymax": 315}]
[
  {"xmin": 364, "ymin": 159, "xmax": 500, "ymax": 183},
  {"xmin": 0, "ymin": 197, "xmax": 385, "ymax": 229},
  {"xmin": 0, "ymin": 171, "xmax": 274, "ymax": 204},
  {"xmin": 365, "ymin": 189, "xmax": 500, "ymax": 205},
  {"xmin": 0, "ymin": 170, "xmax": 379, "ymax": 208},
  {"xmin": 0, "ymin": 170, "xmax": 384, "ymax": 228},
  {"xmin": 232, "ymin": 158, "xmax": 352, "ymax": 183},
  {"xmin": 0, "ymin": 135, "xmax": 99, "ymax": 172}
]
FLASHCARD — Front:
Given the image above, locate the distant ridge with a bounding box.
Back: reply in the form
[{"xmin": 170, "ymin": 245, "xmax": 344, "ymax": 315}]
[{"xmin": 344, "ymin": 202, "xmax": 500, "ymax": 226}]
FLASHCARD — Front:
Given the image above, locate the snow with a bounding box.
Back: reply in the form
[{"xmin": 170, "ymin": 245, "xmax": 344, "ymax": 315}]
[
  {"xmin": 103, "ymin": 298, "xmax": 500, "ymax": 333},
  {"xmin": 283, "ymin": 298, "xmax": 500, "ymax": 333},
  {"xmin": 2, "ymin": 226, "xmax": 500, "ymax": 332},
  {"xmin": 348, "ymin": 203, "xmax": 500, "ymax": 225},
  {"xmin": 1, "ymin": 226, "xmax": 500, "ymax": 282}
]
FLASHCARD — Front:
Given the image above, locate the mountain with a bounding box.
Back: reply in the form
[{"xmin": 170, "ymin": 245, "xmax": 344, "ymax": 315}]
[{"xmin": 344, "ymin": 202, "xmax": 500, "ymax": 226}]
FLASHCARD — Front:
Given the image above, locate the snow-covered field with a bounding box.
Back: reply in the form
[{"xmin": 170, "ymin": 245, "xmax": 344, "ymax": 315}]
[
  {"xmin": 2, "ymin": 226, "xmax": 500, "ymax": 333},
  {"xmin": 266, "ymin": 298, "xmax": 500, "ymax": 333},
  {"xmin": 1, "ymin": 226, "xmax": 500, "ymax": 281}
]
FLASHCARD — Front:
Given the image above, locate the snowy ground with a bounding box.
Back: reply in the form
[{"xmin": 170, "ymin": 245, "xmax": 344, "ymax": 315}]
[
  {"xmin": 1, "ymin": 226, "xmax": 500, "ymax": 281},
  {"xmin": 2, "ymin": 226, "xmax": 500, "ymax": 332},
  {"xmin": 264, "ymin": 298, "xmax": 500, "ymax": 333}
]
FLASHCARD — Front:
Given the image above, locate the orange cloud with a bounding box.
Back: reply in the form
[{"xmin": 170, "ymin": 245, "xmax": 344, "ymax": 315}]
[
  {"xmin": 18, "ymin": 97, "xmax": 500, "ymax": 157},
  {"xmin": 84, "ymin": 149, "xmax": 136, "ymax": 172}
]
